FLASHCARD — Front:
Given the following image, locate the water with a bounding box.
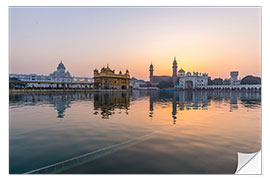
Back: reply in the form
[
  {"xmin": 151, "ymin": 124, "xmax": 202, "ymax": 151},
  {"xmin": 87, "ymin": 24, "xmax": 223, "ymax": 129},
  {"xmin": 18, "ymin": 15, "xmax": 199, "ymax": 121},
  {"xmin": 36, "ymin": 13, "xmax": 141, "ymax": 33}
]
[{"xmin": 9, "ymin": 90, "xmax": 261, "ymax": 174}]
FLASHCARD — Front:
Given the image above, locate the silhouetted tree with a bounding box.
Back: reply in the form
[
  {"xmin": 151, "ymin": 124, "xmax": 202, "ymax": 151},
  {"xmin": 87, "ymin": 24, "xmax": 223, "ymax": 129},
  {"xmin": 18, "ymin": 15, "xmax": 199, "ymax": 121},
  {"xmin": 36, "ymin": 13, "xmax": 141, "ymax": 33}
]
[
  {"xmin": 208, "ymin": 78, "xmax": 223, "ymax": 85},
  {"xmin": 241, "ymin": 75, "xmax": 261, "ymax": 85},
  {"xmin": 223, "ymin": 79, "xmax": 231, "ymax": 85}
]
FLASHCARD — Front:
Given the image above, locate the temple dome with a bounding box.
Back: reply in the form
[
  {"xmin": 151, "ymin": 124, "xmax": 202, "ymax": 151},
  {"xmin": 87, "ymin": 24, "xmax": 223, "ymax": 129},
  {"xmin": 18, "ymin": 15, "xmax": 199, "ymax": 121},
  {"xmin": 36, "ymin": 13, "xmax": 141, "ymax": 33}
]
[
  {"xmin": 49, "ymin": 61, "xmax": 71, "ymax": 78},
  {"xmin": 186, "ymin": 72, "xmax": 191, "ymax": 76},
  {"xmin": 178, "ymin": 68, "xmax": 185, "ymax": 73},
  {"xmin": 57, "ymin": 61, "xmax": 65, "ymax": 70}
]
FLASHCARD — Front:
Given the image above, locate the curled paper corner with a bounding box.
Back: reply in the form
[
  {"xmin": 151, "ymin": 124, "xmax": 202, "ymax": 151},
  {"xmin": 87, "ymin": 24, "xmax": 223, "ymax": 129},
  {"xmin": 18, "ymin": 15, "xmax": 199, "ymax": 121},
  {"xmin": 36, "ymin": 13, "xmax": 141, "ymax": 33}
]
[{"xmin": 235, "ymin": 150, "xmax": 261, "ymax": 174}]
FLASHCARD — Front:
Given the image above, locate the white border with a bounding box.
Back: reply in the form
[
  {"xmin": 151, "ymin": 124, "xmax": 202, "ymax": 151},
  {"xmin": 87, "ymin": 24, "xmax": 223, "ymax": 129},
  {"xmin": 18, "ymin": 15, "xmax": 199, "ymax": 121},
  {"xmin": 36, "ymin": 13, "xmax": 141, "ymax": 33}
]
[{"xmin": 1, "ymin": 0, "xmax": 269, "ymax": 179}]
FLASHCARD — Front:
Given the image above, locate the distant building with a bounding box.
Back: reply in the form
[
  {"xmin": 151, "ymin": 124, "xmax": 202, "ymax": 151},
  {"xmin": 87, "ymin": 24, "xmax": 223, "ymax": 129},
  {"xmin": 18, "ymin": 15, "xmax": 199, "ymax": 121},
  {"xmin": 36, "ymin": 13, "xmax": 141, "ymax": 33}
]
[
  {"xmin": 9, "ymin": 61, "xmax": 92, "ymax": 88},
  {"xmin": 49, "ymin": 61, "xmax": 72, "ymax": 81},
  {"xmin": 131, "ymin": 78, "xmax": 146, "ymax": 89},
  {"xmin": 230, "ymin": 71, "xmax": 241, "ymax": 85},
  {"xmin": 150, "ymin": 75, "xmax": 172, "ymax": 84},
  {"xmin": 149, "ymin": 57, "xmax": 179, "ymax": 84},
  {"xmin": 149, "ymin": 57, "xmax": 208, "ymax": 89},
  {"xmin": 93, "ymin": 65, "xmax": 131, "ymax": 89},
  {"xmin": 131, "ymin": 77, "xmax": 158, "ymax": 90},
  {"xmin": 176, "ymin": 70, "xmax": 208, "ymax": 89}
]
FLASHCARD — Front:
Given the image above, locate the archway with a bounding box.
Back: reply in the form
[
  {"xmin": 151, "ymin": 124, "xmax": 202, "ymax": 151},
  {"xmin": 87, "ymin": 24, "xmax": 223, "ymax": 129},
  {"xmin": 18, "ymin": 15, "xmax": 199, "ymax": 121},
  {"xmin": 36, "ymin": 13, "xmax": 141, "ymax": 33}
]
[{"xmin": 185, "ymin": 81, "xmax": 193, "ymax": 90}]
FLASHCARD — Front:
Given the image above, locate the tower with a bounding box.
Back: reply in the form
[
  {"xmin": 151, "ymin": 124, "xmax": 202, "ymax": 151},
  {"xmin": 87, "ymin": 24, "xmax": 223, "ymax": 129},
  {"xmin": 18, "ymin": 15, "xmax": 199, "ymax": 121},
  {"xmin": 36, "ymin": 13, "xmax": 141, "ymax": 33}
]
[
  {"xmin": 149, "ymin": 63, "xmax": 154, "ymax": 83},
  {"xmin": 172, "ymin": 57, "xmax": 178, "ymax": 83}
]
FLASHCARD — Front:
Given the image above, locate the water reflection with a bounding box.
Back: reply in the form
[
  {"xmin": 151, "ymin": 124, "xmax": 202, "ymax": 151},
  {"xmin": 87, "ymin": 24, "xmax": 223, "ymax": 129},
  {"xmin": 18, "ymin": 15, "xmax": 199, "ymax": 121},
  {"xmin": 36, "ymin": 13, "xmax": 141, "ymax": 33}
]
[
  {"xmin": 9, "ymin": 93, "xmax": 91, "ymax": 119},
  {"xmin": 9, "ymin": 90, "xmax": 261, "ymax": 174},
  {"xmin": 50, "ymin": 95, "xmax": 71, "ymax": 118},
  {"xmin": 9, "ymin": 91, "xmax": 261, "ymax": 121},
  {"xmin": 147, "ymin": 91, "xmax": 260, "ymax": 124},
  {"xmin": 93, "ymin": 92, "xmax": 130, "ymax": 119}
]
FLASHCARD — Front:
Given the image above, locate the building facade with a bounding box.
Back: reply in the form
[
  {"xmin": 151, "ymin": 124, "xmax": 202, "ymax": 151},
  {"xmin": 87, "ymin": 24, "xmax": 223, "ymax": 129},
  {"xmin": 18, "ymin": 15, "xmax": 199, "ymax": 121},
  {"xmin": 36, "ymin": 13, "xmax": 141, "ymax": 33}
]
[
  {"xmin": 230, "ymin": 71, "xmax": 241, "ymax": 85},
  {"xmin": 93, "ymin": 65, "xmax": 131, "ymax": 89},
  {"xmin": 49, "ymin": 61, "xmax": 72, "ymax": 82},
  {"xmin": 176, "ymin": 69, "xmax": 208, "ymax": 89},
  {"xmin": 149, "ymin": 57, "xmax": 208, "ymax": 89},
  {"xmin": 149, "ymin": 58, "xmax": 176, "ymax": 84},
  {"xmin": 9, "ymin": 61, "xmax": 93, "ymax": 88}
]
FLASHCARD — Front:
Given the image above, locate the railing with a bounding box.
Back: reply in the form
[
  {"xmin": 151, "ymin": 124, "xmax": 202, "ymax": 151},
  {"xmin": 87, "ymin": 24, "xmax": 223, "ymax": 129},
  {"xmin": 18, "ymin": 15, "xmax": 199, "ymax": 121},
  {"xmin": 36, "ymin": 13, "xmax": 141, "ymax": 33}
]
[
  {"xmin": 175, "ymin": 84, "xmax": 261, "ymax": 90},
  {"xmin": 206, "ymin": 84, "xmax": 261, "ymax": 89},
  {"xmin": 9, "ymin": 80, "xmax": 93, "ymax": 85}
]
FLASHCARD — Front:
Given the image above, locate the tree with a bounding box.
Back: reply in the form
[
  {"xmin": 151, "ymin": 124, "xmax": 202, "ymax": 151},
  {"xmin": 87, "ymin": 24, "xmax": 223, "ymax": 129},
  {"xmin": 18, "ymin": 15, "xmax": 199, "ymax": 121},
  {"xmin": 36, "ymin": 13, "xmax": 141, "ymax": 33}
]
[
  {"xmin": 241, "ymin": 75, "xmax": 261, "ymax": 85},
  {"xmin": 157, "ymin": 81, "xmax": 174, "ymax": 89},
  {"xmin": 207, "ymin": 77, "xmax": 213, "ymax": 85},
  {"xmin": 223, "ymin": 79, "xmax": 231, "ymax": 85},
  {"xmin": 208, "ymin": 78, "xmax": 223, "ymax": 85}
]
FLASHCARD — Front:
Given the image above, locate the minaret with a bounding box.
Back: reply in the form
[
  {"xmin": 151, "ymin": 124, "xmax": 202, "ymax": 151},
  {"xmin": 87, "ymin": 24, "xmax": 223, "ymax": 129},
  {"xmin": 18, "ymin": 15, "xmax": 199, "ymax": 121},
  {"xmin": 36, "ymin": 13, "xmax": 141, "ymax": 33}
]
[
  {"xmin": 172, "ymin": 57, "xmax": 178, "ymax": 83},
  {"xmin": 149, "ymin": 63, "xmax": 154, "ymax": 83}
]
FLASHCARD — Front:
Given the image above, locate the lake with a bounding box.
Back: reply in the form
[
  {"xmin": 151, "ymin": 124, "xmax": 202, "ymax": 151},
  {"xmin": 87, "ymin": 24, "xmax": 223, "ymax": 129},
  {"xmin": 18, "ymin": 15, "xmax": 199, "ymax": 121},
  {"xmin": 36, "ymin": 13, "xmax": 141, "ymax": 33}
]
[{"xmin": 9, "ymin": 90, "xmax": 261, "ymax": 174}]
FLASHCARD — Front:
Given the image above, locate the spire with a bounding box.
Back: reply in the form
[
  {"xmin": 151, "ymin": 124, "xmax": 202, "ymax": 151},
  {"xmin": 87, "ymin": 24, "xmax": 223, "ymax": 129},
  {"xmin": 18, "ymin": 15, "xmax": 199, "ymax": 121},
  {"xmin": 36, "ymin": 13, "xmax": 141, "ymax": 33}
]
[
  {"xmin": 173, "ymin": 57, "xmax": 177, "ymax": 66},
  {"xmin": 173, "ymin": 56, "xmax": 177, "ymax": 63}
]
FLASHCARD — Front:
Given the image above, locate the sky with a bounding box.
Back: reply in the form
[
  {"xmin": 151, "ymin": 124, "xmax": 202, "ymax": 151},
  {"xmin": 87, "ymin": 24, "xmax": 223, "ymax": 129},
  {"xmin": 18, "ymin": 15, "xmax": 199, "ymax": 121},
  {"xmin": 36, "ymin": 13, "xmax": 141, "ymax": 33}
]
[{"xmin": 9, "ymin": 7, "xmax": 261, "ymax": 80}]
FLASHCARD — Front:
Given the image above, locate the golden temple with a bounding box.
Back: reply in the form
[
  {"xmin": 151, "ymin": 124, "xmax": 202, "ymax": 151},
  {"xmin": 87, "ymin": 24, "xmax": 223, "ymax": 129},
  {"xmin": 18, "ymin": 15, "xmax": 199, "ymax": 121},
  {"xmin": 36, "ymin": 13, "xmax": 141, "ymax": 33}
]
[{"xmin": 93, "ymin": 65, "xmax": 131, "ymax": 89}]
